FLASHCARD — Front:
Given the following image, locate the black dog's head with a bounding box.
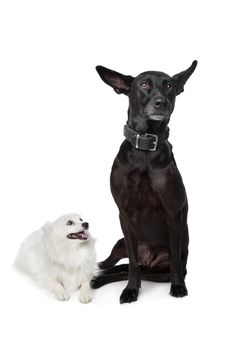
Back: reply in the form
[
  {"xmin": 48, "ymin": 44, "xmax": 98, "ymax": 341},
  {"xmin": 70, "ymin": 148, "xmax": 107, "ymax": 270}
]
[{"xmin": 96, "ymin": 61, "xmax": 197, "ymax": 133}]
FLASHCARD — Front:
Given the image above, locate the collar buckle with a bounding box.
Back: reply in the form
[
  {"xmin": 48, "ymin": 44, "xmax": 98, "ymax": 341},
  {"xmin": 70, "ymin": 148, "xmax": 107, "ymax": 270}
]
[
  {"xmin": 135, "ymin": 134, "xmax": 140, "ymax": 149},
  {"xmin": 124, "ymin": 124, "xmax": 166, "ymax": 152},
  {"xmin": 145, "ymin": 133, "xmax": 158, "ymax": 151}
]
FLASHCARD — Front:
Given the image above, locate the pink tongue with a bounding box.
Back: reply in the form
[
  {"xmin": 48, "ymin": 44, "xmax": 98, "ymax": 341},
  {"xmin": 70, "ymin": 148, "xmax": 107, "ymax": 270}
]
[
  {"xmin": 77, "ymin": 232, "xmax": 88, "ymax": 240},
  {"xmin": 67, "ymin": 232, "xmax": 88, "ymax": 240}
]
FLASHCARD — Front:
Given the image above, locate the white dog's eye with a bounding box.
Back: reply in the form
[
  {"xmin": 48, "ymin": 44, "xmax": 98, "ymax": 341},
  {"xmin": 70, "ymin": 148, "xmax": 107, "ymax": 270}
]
[
  {"xmin": 66, "ymin": 220, "xmax": 74, "ymax": 226},
  {"xmin": 80, "ymin": 218, "xmax": 83, "ymax": 222}
]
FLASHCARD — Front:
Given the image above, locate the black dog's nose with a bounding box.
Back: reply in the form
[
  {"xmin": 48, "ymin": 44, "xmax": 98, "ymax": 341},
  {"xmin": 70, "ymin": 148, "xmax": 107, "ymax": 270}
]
[
  {"xmin": 154, "ymin": 98, "xmax": 166, "ymax": 108},
  {"xmin": 82, "ymin": 222, "xmax": 89, "ymax": 230}
]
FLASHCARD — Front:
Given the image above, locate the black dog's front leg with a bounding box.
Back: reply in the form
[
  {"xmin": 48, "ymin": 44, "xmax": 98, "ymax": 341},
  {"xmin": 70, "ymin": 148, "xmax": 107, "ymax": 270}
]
[
  {"xmin": 119, "ymin": 214, "xmax": 141, "ymax": 304},
  {"xmin": 167, "ymin": 211, "xmax": 188, "ymax": 297}
]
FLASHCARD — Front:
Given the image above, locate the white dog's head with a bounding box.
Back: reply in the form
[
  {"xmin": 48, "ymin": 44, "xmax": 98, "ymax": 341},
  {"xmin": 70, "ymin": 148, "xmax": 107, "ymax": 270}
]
[{"xmin": 42, "ymin": 213, "xmax": 92, "ymax": 246}]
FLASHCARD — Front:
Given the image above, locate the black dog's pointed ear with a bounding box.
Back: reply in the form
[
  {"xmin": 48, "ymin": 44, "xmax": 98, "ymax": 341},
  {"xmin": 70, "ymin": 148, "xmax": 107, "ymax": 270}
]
[
  {"xmin": 172, "ymin": 60, "xmax": 198, "ymax": 95},
  {"xmin": 96, "ymin": 66, "xmax": 134, "ymax": 95}
]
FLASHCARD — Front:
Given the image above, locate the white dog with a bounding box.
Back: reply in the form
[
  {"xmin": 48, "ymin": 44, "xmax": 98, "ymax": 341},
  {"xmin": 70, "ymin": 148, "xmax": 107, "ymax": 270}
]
[{"xmin": 15, "ymin": 213, "xmax": 97, "ymax": 303}]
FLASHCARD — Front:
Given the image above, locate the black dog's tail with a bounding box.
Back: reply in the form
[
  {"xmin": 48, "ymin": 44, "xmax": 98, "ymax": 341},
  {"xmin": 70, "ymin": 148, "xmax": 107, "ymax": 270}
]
[{"xmin": 91, "ymin": 264, "xmax": 170, "ymax": 289}]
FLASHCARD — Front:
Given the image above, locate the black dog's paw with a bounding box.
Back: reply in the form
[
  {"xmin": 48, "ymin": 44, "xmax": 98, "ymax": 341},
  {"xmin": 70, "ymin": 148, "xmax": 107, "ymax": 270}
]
[
  {"xmin": 120, "ymin": 287, "xmax": 139, "ymax": 304},
  {"xmin": 169, "ymin": 283, "xmax": 188, "ymax": 298},
  {"xmin": 90, "ymin": 276, "xmax": 105, "ymax": 289}
]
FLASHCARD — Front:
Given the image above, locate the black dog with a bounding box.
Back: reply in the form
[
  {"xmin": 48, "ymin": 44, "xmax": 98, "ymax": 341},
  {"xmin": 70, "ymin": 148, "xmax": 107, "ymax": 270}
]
[{"xmin": 91, "ymin": 61, "xmax": 197, "ymax": 303}]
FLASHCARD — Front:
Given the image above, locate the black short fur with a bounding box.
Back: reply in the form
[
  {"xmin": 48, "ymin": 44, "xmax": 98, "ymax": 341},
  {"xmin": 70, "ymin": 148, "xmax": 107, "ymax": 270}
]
[{"xmin": 91, "ymin": 61, "xmax": 197, "ymax": 303}]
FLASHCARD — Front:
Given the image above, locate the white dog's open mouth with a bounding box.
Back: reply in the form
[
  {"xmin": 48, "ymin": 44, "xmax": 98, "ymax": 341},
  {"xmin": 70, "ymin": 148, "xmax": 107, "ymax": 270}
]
[{"xmin": 67, "ymin": 231, "xmax": 89, "ymax": 241}]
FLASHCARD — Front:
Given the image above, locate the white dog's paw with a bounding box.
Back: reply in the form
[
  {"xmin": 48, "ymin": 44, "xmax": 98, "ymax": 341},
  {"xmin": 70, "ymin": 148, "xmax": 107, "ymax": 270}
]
[
  {"xmin": 79, "ymin": 292, "xmax": 93, "ymax": 304},
  {"xmin": 55, "ymin": 291, "xmax": 70, "ymax": 301}
]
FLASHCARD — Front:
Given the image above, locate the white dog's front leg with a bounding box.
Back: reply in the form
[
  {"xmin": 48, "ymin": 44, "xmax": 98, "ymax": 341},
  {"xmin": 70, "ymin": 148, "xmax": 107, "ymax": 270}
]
[
  {"xmin": 79, "ymin": 281, "xmax": 92, "ymax": 304},
  {"xmin": 44, "ymin": 279, "xmax": 70, "ymax": 301}
]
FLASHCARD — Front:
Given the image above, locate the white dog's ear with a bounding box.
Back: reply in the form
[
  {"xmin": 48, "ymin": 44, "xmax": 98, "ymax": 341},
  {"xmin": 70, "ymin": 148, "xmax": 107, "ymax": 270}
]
[{"xmin": 41, "ymin": 221, "xmax": 52, "ymax": 234}]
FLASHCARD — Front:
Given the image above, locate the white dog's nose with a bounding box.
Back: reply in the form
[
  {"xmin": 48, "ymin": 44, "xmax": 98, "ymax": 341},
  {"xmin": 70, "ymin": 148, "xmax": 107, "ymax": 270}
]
[{"xmin": 82, "ymin": 222, "xmax": 89, "ymax": 230}]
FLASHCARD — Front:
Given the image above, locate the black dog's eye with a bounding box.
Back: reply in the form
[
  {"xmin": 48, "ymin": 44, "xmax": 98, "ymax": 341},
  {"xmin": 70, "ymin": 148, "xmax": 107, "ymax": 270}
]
[
  {"xmin": 66, "ymin": 220, "xmax": 74, "ymax": 226},
  {"xmin": 140, "ymin": 81, "xmax": 149, "ymax": 89},
  {"xmin": 166, "ymin": 83, "xmax": 172, "ymax": 89}
]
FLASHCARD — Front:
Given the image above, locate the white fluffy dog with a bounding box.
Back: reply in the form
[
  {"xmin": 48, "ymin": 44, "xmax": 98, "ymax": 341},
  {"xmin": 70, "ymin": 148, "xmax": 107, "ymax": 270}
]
[{"xmin": 15, "ymin": 213, "xmax": 97, "ymax": 303}]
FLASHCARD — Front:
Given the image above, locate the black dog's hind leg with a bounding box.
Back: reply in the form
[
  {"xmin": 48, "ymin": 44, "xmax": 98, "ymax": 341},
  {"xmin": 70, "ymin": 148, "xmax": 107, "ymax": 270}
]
[
  {"xmin": 91, "ymin": 264, "xmax": 170, "ymax": 289},
  {"xmin": 98, "ymin": 238, "xmax": 127, "ymax": 269}
]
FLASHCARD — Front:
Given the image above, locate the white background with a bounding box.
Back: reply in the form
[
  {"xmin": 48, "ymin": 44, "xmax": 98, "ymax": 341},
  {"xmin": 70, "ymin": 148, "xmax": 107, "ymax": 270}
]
[{"xmin": 0, "ymin": 0, "xmax": 232, "ymax": 349}]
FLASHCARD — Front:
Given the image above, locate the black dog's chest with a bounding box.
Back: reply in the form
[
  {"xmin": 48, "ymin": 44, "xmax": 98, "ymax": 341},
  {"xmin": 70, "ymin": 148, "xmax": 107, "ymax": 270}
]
[
  {"xmin": 123, "ymin": 170, "xmax": 161, "ymax": 212},
  {"xmin": 111, "ymin": 164, "xmax": 169, "ymax": 243}
]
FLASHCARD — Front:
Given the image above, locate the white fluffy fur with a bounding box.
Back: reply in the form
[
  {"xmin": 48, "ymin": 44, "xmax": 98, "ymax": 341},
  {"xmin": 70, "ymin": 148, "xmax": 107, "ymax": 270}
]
[{"xmin": 15, "ymin": 213, "xmax": 98, "ymax": 303}]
